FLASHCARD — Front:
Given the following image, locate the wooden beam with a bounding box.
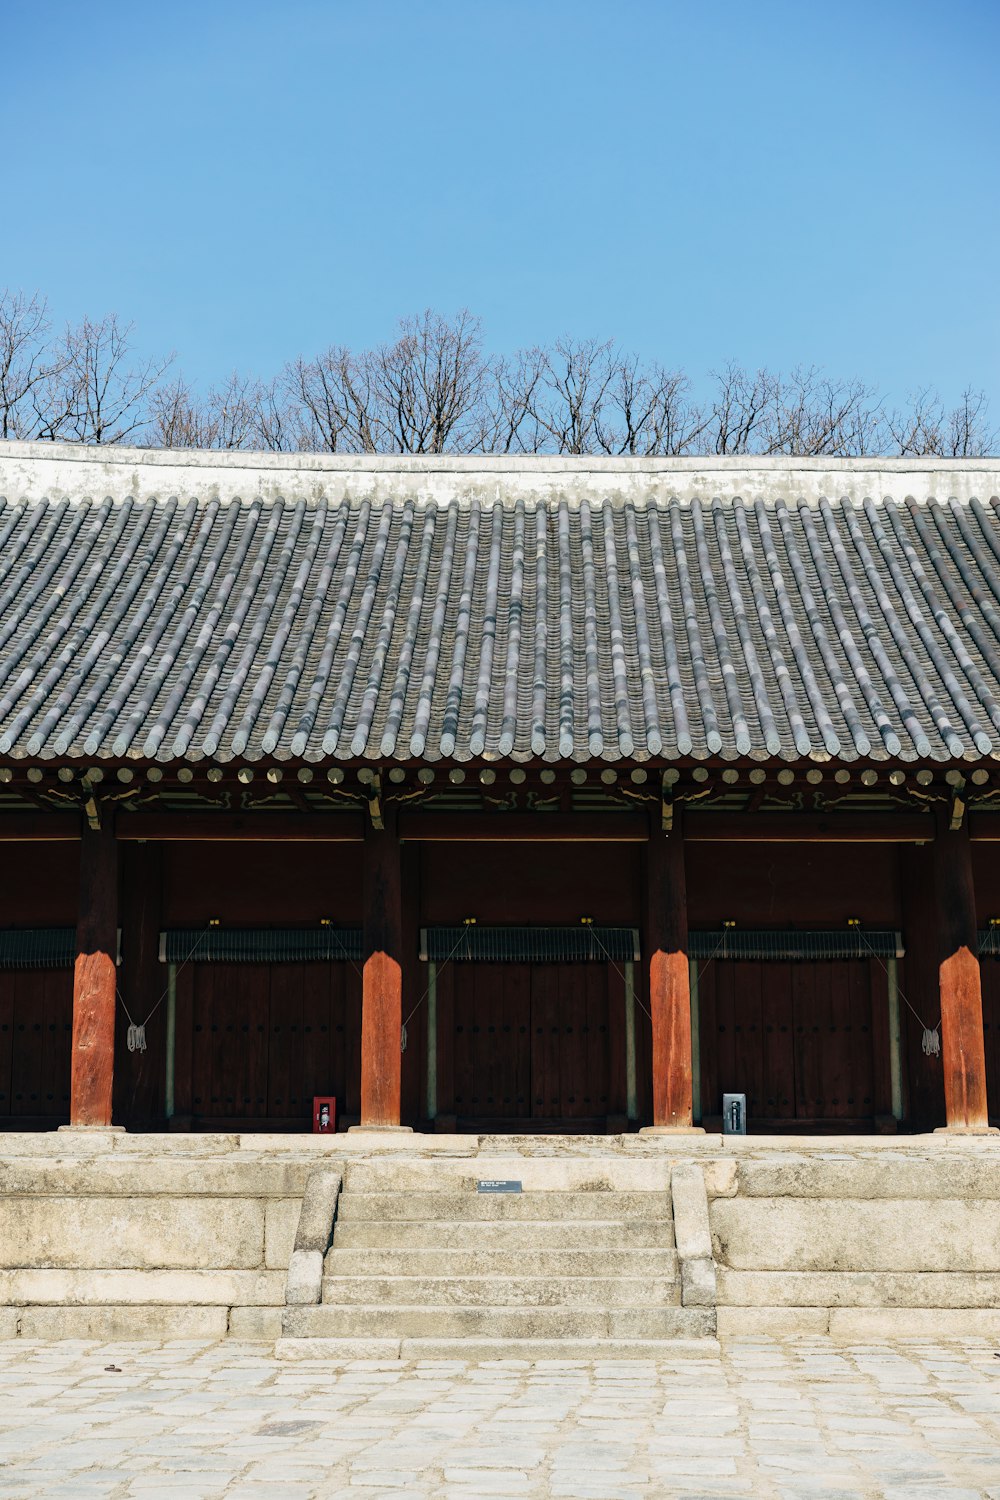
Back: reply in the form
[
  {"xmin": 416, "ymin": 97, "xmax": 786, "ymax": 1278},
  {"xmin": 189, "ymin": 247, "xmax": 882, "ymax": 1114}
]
[
  {"xmin": 684, "ymin": 813, "xmax": 933, "ymax": 842},
  {"xmin": 967, "ymin": 814, "xmax": 1000, "ymax": 842},
  {"xmin": 359, "ymin": 805, "xmax": 404, "ymax": 1128},
  {"xmin": 70, "ymin": 822, "xmax": 119, "ymax": 1127},
  {"xmin": 932, "ymin": 806, "xmax": 994, "ymax": 1132},
  {"xmin": 399, "ymin": 813, "xmax": 649, "ymax": 842},
  {"xmin": 644, "ymin": 806, "xmax": 698, "ymax": 1131},
  {"xmin": 0, "ymin": 806, "xmax": 940, "ymax": 845},
  {"xmin": 398, "ymin": 811, "xmax": 933, "ymax": 843},
  {"xmin": 117, "ymin": 813, "xmax": 365, "ymax": 841},
  {"xmin": 0, "ymin": 815, "xmax": 80, "ymax": 840}
]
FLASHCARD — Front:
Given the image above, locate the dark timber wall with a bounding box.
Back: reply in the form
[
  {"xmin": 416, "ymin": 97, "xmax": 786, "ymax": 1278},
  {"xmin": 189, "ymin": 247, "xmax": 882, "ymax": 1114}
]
[{"xmin": 2, "ymin": 835, "xmax": 999, "ymax": 1130}]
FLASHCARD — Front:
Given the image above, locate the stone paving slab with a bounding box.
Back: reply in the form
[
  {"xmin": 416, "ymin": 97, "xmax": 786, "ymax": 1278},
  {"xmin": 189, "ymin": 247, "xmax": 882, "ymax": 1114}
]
[{"xmin": 0, "ymin": 1337, "xmax": 997, "ymax": 1497}]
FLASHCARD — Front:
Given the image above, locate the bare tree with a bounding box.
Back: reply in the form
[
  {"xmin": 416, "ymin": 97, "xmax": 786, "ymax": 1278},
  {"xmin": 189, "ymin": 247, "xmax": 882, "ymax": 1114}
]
[
  {"xmin": 758, "ymin": 367, "xmax": 887, "ymax": 456},
  {"xmin": 708, "ymin": 362, "xmax": 772, "ymax": 454},
  {"xmin": 891, "ymin": 386, "xmax": 996, "ymax": 458},
  {"xmin": 147, "ymin": 377, "xmax": 215, "ymax": 448},
  {"xmin": 518, "ymin": 336, "xmax": 618, "ymax": 454},
  {"xmin": 1, "ymin": 286, "xmax": 995, "ymax": 457},
  {"xmin": 38, "ymin": 314, "xmax": 171, "ymax": 444},
  {"xmin": 597, "ymin": 357, "xmax": 708, "ymax": 455},
  {"xmin": 368, "ymin": 309, "xmax": 489, "ymax": 453},
  {"xmin": 150, "ymin": 371, "xmax": 299, "ymax": 451},
  {"xmin": 250, "ymin": 379, "xmax": 304, "ymax": 452},
  {"xmin": 477, "ymin": 348, "xmax": 547, "ymax": 452},
  {"xmin": 287, "ymin": 310, "xmax": 490, "ymax": 454},
  {"xmin": 287, "ymin": 345, "xmax": 378, "ymax": 453},
  {"xmin": 0, "ymin": 290, "xmax": 66, "ymax": 440}
]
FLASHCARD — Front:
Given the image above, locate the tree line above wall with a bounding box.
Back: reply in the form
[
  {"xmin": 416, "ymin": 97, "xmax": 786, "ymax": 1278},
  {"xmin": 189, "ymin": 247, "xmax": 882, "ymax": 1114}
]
[{"xmin": 0, "ymin": 292, "xmax": 995, "ymax": 457}]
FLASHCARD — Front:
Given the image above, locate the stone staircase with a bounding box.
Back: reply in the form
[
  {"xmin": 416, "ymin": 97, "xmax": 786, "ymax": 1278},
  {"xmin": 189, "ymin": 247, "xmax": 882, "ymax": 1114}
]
[{"xmin": 279, "ymin": 1157, "xmax": 716, "ymax": 1359}]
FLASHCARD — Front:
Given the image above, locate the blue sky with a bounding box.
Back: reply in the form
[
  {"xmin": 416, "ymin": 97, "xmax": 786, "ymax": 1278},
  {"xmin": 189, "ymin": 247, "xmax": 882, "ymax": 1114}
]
[{"xmin": 4, "ymin": 0, "xmax": 998, "ymax": 405}]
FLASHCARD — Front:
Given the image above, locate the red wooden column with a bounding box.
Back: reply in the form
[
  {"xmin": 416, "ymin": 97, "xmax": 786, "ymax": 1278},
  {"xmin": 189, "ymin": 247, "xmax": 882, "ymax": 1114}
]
[
  {"xmin": 359, "ymin": 805, "xmax": 408, "ymax": 1128},
  {"xmin": 70, "ymin": 821, "xmax": 119, "ymax": 1127},
  {"xmin": 933, "ymin": 807, "xmax": 993, "ymax": 1131},
  {"xmin": 642, "ymin": 805, "xmax": 700, "ymax": 1131}
]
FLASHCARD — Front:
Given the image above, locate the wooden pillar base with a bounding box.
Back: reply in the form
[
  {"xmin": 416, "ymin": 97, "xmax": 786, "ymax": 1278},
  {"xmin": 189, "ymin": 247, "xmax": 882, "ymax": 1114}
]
[{"xmin": 933, "ymin": 1124, "xmax": 999, "ymax": 1135}]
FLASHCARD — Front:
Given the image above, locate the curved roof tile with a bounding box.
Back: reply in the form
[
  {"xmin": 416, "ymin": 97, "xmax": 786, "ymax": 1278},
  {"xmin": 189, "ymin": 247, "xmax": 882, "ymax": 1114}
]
[{"xmin": 1, "ymin": 444, "xmax": 1000, "ymax": 766}]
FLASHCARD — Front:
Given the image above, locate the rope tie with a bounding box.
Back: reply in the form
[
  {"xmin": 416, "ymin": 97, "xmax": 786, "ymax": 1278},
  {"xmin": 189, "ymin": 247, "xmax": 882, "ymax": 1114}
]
[
  {"xmin": 117, "ymin": 924, "xmax": 214, "ymax": 1054},
  {"xmin": 581, "ymin": 919, "xmax": 652, "ymax": 1021},
  {"xmin": 852, "ymin": 923, "xmax": 940, "ymax": 1058},
  {"xmin": 401, "ymin": 920, "xmax": 476, "ymax": 1052}
]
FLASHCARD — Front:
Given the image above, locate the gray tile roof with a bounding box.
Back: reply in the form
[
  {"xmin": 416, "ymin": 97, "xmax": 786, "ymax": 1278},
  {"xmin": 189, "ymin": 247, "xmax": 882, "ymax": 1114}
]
[{"xmin": 1, "ymin": 445, "xmax": 1000, "ymax": 765}]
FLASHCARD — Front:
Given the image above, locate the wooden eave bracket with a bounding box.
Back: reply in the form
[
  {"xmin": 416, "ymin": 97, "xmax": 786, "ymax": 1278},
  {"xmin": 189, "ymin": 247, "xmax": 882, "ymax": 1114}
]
[
  {"xmin": 950, "ymin": 776, "xmax": 967, "ymax": 832},
  {"xmin": 661, "ymin": 773, "xmax": 673, "ymax": 835},
  {"xmin": 366, "ymin": 771, "xmax": 384, "ymax": 831},
  {"xmin": 80, "ymin": 777, "xmax": 101, "ymax": 832}
]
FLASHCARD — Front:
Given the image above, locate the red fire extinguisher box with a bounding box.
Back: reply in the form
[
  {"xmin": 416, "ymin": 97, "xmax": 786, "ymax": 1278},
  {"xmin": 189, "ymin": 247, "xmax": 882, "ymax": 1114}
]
[{"xmin": 312, "ymin": 1096, "xmax": 337, "ymax": 1134}]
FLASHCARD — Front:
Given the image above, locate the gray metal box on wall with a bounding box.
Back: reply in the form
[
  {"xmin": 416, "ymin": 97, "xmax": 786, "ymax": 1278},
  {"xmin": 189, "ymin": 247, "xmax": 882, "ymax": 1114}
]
[{"xmin": 722, "ymin": 1093, "xmax": 747, "ymax": 1135}]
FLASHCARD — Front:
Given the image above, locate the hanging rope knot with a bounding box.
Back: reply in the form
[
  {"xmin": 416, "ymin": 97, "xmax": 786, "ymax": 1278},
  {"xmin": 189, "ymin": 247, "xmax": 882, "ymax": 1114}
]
[
  {"xmin": 922, "ymin": 1027, "xmax": 941, "ymax": 1058},
  {"xmin": 117, "ymin": 922, "xmax": 214, "ymax": 1061}
]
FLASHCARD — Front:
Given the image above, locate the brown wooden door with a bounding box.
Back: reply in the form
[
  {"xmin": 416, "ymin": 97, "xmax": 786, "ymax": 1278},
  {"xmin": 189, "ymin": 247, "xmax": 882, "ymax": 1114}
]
[
  {"xmin": 0, "ymin": 969, "xmax": 72, "ymax": 1121},
  {"xmin": 176, "ymin": 960, "xmax": 361, "ymax": 1125},
  {"xmin": 452, "ymin": 962, "xmax": 532, "ymax": 1118},
  {"xmin": 700, "ymin": 959, "xmax": 883, "ymax": 1126},
  {"xmin": 530, "ymin": 963, "xmax": 614, "ymax": 1120},
  {"xmin": 980, "ymin": 959, "xmax": 1000, "ymax": 1123},
  {"xmin": 448, "ymin": 961, "xmax": 619, "ymax": 1123}
]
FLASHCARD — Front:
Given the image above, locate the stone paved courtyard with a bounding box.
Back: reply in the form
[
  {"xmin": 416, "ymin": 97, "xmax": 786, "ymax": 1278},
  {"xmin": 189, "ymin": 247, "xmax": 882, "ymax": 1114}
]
[{"xmin": 0, "ymin": 1339, "xmax": 998, "ymax": 1499}]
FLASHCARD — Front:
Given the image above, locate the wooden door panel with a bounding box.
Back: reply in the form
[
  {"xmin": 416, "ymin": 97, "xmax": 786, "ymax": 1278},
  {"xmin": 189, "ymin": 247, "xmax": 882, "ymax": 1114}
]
[
  {"xmin": 0, "ymin": 974, "xmax": 12, "ymax": 1117},
  {"xmin": 342, "ymin": 965, "xmax": 362, "ymax": 1118},
  {"xmin": 505, "ymin": 964, "xmax": 531, "ymax": 1116},
  {"xmin": 531, "ymin": 966, "xmax": 559, "ymax": 1118},
  {"xmin": 6, "ymin": 970, "xmax": 71, "ymax": 1119},
  {"xmin": 792, "ymin": 959, "xmax": 823, "ymax": 1118},
  {"xmin": 590, "ymin": 962, "xmax": 615, "ymax": 1116},
  {"xmin": 704, "ymin": 959, "xmax": 883, "ymax": 1126},
  {"xmin": 184, "ymin": 960, "xmax": 357, "ymax": 1123},
  {"xmin": 981, "ymin": 961, "xmax": 1000, "ymax": 1121},
  {"xmin": 267, "ymin": 964, "xmax": 301, "ymax": 1118},
  {"xmin": 846, "ymin": 960, "xmax": 876, "ymax": 1119},
  {"xmin": 447, "ymin": 961, "xmax": 613, "ymax": 1122}
]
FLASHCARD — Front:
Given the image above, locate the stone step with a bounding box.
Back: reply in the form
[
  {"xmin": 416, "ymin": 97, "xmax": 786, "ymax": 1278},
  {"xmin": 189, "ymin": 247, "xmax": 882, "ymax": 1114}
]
[
  {"xmin": 343, "ymin": 1159, "xmax": 673, "ymax": 1193},
  {"xmin": 336, "ymin": 1191, "xmax": 674, "ymax": 1222},
  {"xmin": 275, "ymin": 1336, "xmax": 720, "ymax": 1362},
  {"xmin": 321, "ymin": 1274, "xmax": 681, "ymax": 1307},
  {"xmin": 284, "ymin": 1303, "xmax": 714, "ymax": 1340},
  {"xmin": 324, "ymin": 1247, "xmax": 680, "ymax": 1278},
  {"xmin": 332, "ymin": 1219, "xmax": 672, "ymax": 1250}
]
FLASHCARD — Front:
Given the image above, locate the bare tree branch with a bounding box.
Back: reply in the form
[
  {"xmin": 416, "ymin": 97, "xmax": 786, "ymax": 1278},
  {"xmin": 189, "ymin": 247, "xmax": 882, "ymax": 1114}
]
[
  {"xmin": 38, "ymin": 314, "xmax": 171, "ymax": 444},
  {"xmin": 0, "ymin": 290, "xmax": 65, "ymax": 440}
]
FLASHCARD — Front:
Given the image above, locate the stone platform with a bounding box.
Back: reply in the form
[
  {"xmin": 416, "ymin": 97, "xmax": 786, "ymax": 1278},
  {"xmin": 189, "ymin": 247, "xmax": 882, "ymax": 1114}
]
[{"xmin": 0, "ymin": 1132, "xmax": 997, "ymax": 1348}]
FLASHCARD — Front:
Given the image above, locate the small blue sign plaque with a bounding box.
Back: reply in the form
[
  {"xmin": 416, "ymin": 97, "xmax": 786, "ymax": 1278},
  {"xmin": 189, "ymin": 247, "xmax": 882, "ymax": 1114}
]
[{"xmin": 477, "ymin": 1179, "xmax": 522, "ymax": 1193}]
